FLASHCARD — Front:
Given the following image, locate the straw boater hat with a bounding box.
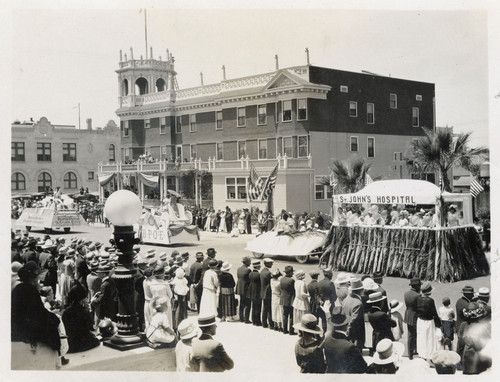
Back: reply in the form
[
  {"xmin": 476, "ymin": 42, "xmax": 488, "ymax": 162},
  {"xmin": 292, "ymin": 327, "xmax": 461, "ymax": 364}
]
[
  {"xmin": 41, "ymin": 239, "xmax": 55, "ymax": 249},
  {"xmin": 362, "ymin": 277, "xmax": 379, "ymax": 291},
  {"xmin": 335, "ymin": 272, "xmax": 352, "ymax": 286},
  {"xmin": 330, "ymin": 306, "xmax": 351, "ymax": 327},
  {"xmin": 478, "ymin": 287, "xmax": 490, "ymax": 300},
  {"xmin": 145, "ymin": 249, "xmax": 156, "ymax": 259},
  {"xmin": 431, "ymin": 350, "xmax": 461, "ymax": 374},
  {"xmin": 263, "ymin": 258, "xmax": 274, "ymax": 265},
  {"xmin": 178, "ymin": 319, "xmax": 199, "ymax": 340},
  {"xmin": 196, "ymin": 252, "xmax": 205, "ymax": 260},
  {"xmin": 221, "ymin": 262, "xmax": 232, "ymax": 272},
  {"xmin": 198, "ymin": 315, "xmax": 217, "ymax": 328},
  {"xmin": 366, "ymin": 291, "xmax": 386, "ymax": 304},
  {"xmin": 389, "ymin": 299, "xmax": 403, "ymax": 313},
  {"xmin": 349, "ymin": 278, "xmax": 364, "ymax": 291},
  {"xmin": 372, "ymin": 339, "xmax": 405, "ymax": 365},
  {"xmin": 158, "ymin": 252, "xmax": 167, "ymax": 261},
  {"xmin": 252, "ymin": 259, "xmax": 261, "ymax": 268},
  {"xmin": 293, "ymin": 314, "xmax": 323, "ymax": 335}
]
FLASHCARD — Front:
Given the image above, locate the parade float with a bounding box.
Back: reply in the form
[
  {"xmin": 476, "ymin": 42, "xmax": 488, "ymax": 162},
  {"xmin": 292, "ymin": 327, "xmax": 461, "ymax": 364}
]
[
  {"xmin": 320, "ymin": 179, "xmax": 489, "ymax": 282},
  {"xmin": 135, "ymin": 190, "xmax": 199, "ymax": 245},
  {"xmin": 16, "ymin": 192, "xmax": 85, "ymax": 233}
]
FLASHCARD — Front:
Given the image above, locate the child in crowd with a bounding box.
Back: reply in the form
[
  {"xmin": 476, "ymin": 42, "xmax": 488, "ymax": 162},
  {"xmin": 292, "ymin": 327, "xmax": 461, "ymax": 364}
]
[
  {"xmin": 389, "ymin": 299, "xmax": 404, "ymax": 342},
  {"xmin": 175, "ymin": 319, "xmax": 198, "ymax": 372},
  {"xmin": 438, "ymin": 297, "xmax": 455, "ymax": 350}
]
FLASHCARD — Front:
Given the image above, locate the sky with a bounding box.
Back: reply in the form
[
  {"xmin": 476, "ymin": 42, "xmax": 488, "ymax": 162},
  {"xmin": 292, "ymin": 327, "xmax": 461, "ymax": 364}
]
[{"xmin": 6, "ymin": 3, "xmax": 497, "ymax": 148}]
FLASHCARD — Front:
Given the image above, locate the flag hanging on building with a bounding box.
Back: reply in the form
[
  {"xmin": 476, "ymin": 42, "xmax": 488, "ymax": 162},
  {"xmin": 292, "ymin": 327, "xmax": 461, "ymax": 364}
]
[
  {"xmin": 470, "ymin": 177, "xmax": 484, "ymax": 198},
  {"xmin": 365, "ymin": 173, "xmax": 373, "ymax": 186},
  {"xmin": 247, "ymin": 164, "xmax": 265, "ymax": 202},
  {"xmin": 259, "ymin": 163, "xmax": 279, "ymax": 202}
]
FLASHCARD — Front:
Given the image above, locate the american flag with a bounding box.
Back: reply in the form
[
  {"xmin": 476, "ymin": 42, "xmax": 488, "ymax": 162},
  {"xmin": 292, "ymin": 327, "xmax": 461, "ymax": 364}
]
[
  {"xmin": 247, "ymin": 164, "xmax": 265, "ymax": 201},
  {"xmin": 470, "ymin": 177, "xmax": 484, "ymax": 198},
  {"xmin": 259, "ymin": 163, "xmax": 279, "ymax": 202}
]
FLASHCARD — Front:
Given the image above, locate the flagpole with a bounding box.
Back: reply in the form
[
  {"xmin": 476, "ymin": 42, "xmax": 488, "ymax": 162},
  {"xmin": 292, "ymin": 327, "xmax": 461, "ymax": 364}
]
[{"xmin": 144, "ymin": 9, "xmax": 148, "ymax": 59}]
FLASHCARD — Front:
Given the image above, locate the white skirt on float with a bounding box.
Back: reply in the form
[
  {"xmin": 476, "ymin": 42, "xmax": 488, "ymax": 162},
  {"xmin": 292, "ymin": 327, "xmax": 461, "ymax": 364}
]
[{"xmin": 416, "ymin": 318, "xmax": 439, "ymax": 360}]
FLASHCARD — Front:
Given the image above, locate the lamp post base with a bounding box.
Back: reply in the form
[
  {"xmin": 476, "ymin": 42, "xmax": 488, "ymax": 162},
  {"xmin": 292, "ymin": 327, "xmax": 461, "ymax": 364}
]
[{"xmin": 103, "ymin": 334, "xmax": 145, "ymax": 351}]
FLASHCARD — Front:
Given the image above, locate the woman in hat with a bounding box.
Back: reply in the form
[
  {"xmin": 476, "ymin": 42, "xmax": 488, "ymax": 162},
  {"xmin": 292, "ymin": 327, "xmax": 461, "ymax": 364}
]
[
  {"xmin": 12, "ymin": 261, "xmax": 61, "ymax": 370},
  {"xmin": 145, "ymin": 265, "xmax": 173, "ymax": 330},
  {"xmin": 293, "ymin": 314, "xmax": 326, "ymax": 373},
  {"xmin": 293, "ymin": 270, "xmax": 310, "ymax": 326},
  {"xmin": 270, "ymin": 269, "xmax": 283, "ymax": 331},
  {"xmin": 218, "ymin": 262, "xmax": 237, "ymax": 322},
  {"xmin": 366, "ymin": 338, "xmax": 405, "ymax": 374},
  {"xmin": 62, "ymin": 283, "xmax": 100, "ymax": 353},
  {"xmin": 416, "ymin": 282, "xmax": 441, "ymax": 362},
  {"xmin": 171, "ymin": 268, "xmax": 190, "ymax": 329},
  {"xmin": 59, "ymin": 258, "xmax": 76, "ymax": 308},
  {"xmin": 199, "ymin": 259, "xmax": 219, "ymax": 318},
  {"xmin": 175, "ymin": 318, "xmax": 199, "ymax": 372},
  {"xmin": 145, "ymin": 296, "xmax": 177, "ymax": 349},
  {"xmin": 389, "ymin": 300, "xmax": 404, "ymax": 342}
]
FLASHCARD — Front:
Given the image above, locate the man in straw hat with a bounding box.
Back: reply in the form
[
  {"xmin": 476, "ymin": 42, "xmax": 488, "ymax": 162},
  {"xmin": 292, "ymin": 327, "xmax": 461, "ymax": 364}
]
[
  {"xmin": 293, "ymin": 314, "xmax": 326, "ymax": 373},
  {"xmin": 342, "ymin": 278, "xmax": 365, "ymax": 350},
  {"xmin": 323, "ymin": 306, "xmax": 367, "ymax": 373},
  {"xmin": 366, "ymin": 338, "xmax": 405, "ymax": 374},
  {"xmin": 175, "ymin": 318, "xmax": 199, "ymax": 372},
  {"xmin": 334, "ymin": 272, "xmax": 351, "ymax": 305},
  {"xmin": 404, "ymin": 277, "xmax": 421, "ymax": 360},
  {"xmin": 191, "ymin": 315, "xmax": 234, "ymax": 372}
]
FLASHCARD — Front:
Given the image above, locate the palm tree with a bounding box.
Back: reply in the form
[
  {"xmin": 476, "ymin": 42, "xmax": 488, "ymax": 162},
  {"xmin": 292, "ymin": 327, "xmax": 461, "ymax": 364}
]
[
  {"xmin": 318, "ymin": 157, "xmax": 374, "ymax": 194},
  {"xmin": 406, "ymin": 128, "xmax": 488, "ymax": 192}
]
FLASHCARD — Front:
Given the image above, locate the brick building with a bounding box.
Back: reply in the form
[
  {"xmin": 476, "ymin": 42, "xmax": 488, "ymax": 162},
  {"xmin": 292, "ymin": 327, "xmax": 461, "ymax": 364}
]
[
  {"xmin": 99, "ymin": 48, "xmax": 435, "ymax": 213},
  {"xmin": 12, "ymin": 117, "xmax": 120, "ymax": 196}
]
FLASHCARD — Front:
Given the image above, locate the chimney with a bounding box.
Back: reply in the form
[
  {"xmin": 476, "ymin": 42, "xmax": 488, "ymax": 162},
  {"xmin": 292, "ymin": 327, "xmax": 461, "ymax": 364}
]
[
  {"xmin": 200, "ymin": 72, "xmax": 204, "ymax": 86},
  {"xmin": 222, "ymin": 65, "xmax": 226, "ymax": 80},
  {"xmin": 305, "ymin": 48, "xmax": 310, "ymax": 65},
  {"xmin": 275, "ymin": 54, "xmax": 279, "ymax": 70},
  {"xmin": 86, "ymin": 118, "xmax": 92, "ymax": 130}
]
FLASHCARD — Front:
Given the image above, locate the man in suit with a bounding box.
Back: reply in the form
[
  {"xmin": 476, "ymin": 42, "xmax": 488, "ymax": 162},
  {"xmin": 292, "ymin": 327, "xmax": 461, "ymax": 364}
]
[
  {"xmin": 308, "ymin": 270, "xmax": 326, "ymax": 332},
  {"xmin": 280, "ymin": 265, "xmax": 296, "ymax": 335},
  {"xmin": 75, "ymin": 246, "xmax": 90, "ymax": 291},
  {"xmin": 20, "ymin": 238, "xmax": 37, "ymax": 264},
  {"xmin": 323, "ymin": 306, "xmax": 367, "ymax": 373},
  {"xmin": 91, "ymin": 264, "xmax": 117, "ymax": 321},
  {"xmin": 318, "ymin": 270, "xmax": 337, "ymax": 315},
  {"xmin": 190, "ymin": 252, "xmax": 204, "ymax": 312},
  {"xmin": 236, "ymin": 256, "xmax": 251, "ymax": 323},
  {"xmin": 342, "ymin": 278, "xmax": 365, "ymax": 350},
  {"xmin": 260, "ymin": 258, "xmax": 274, "ymax": 329},
  {"xmin": 245, "ymin": 208, "xmax": 252, "ymax": 234},
  {"xmin": 456, "ymin": 285, "xmax": 476, "ymax": 367},
  {"xmin": 404, "ymin": 277, "xmax": 421, "ymax": 359},
  {"xmin": 202, "ymin": 248, "xmax": 217, "ymax": 271},
  {"xmin": 38, "ymin": 240, "xmax": 58, "ymax": 295},
  {"xmin": 191, "ymin": 315, "xmax": 234, "ymax": 372},
  {"xmin": 367, "ymin": 291, "xmax": 396, "ymax": 354},
  {"xmin": 248, "ymin": 260, "xmax": 262, "ymax": 326}
]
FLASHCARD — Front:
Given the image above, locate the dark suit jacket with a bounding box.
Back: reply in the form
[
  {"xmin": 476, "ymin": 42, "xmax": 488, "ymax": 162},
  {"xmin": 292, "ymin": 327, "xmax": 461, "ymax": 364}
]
[
  {"xmin": 92, "ymin": 277, "xmax": 117, "ymax": 320},
  {"xmin": 307, "ymin": 280, "xmax": 322, "ymax": 313},
  {"xmin": 456, "ymin": 296, "xmax": 473, "ymax": 328},
  {"xmin": 191, "ymin": 333, "xmax": 234, "ymax": 372},
  {"xmin": 342, "ymin": 294, "xmax": 365, "ymax": 344},
  {"xmin": 190, "ymin": 261, "xmax": 204, "ymax": 284},
  {"xmin": 236, "ymin": 265, "xmax": 251, "ymax": 297},
  {"xmin": 404, "ymin": 288, "xmax": 420, "ymax": 325},
  {"xmin": 38, "ymin": 251, "xmax": 57, "ymax": 286},
  {"xmin": 260, "ymin": 267, "xmax": 272, "ymax": 300},
  {"xmin": 75, "ymin": 255, "xmax": 90, "ymax": 289},
  {"xmin": 368, "ymin": 306, "xmax": 396, "ymax": 345},
  {"xmin": 279, "ymin": 276, "xmax": 295, "ymax": 306},
  {"xmin": 202, "ymin": 257, "xmax": 213, "ymax": 271},
  {"xmin": 317, "ymin": 278, "xmax": 337, "ymax": 305},
  {"xmin": 248, "ymin": 270, "xmax": 261, "ymax": 300},
  {"xmin": 416, "ymin": 296, "xmax": 441, "ymax": 327},
  {"xmin": 323, "ymin": 331, "xmax": 367, "ymax": 373}
]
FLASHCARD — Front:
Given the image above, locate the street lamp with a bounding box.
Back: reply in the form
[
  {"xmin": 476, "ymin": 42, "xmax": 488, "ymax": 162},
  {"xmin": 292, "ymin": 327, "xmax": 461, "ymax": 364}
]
[{"xmin": 103, "ymin": 190, "xmax": 144, "ymax": 350}]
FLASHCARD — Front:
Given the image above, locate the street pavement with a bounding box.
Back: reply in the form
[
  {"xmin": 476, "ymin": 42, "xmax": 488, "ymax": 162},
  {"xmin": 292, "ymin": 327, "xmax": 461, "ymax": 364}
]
[{"xmin": 13, "ymin": 220, "xmax": 493, "ymax": 371}]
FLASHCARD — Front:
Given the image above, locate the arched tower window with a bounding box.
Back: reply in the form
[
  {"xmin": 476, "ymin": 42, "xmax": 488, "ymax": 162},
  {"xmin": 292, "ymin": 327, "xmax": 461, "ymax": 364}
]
[
  {"xmin": 109, "ymin": 144, "xmax": 116, "ymax": 162},
  {"xmin": 135, "ymin": 77, "xmax": 149, "ymax": 95},
  {"xmin": 121, "ymin": 79, "xmax": 129, "ymax": 96},
  {"xmin": 38, "ymin": 172, "xmax": 52, "ymax": 192},
  {"xmin": 12, "ymin": 172, "xmax": 26, "ymax": 191},
  {"xmin": 64, "ymin": 172, "xmax": 78, "ymax": 190},
  {"xmin": 156, "ymin": 78, "xmax": 166, "ymax": 92}
]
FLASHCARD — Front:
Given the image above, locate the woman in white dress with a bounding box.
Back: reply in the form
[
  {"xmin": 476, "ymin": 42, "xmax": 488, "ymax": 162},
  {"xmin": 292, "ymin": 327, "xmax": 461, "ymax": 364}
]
[
  {"xmin": 219, "ymin": 210, "xmax": 227, "ymax": 233},
  {"xmin": 237, "ymin": 210, "xmax": 246, "ymax": 234},
  {"xmin": 199, "ymin": 259, "xmax": 219, "ymax": 317},
  {"xmin": 416, "ymin": 282, "xmax": 441, "ymax": 361},
  {"xmin": 270, "ymin": 269, "xmax": 283, "ymax": 331},
  {"xmin": 292, "ymin": 269, "xmax": 310, "ymax": 325}
]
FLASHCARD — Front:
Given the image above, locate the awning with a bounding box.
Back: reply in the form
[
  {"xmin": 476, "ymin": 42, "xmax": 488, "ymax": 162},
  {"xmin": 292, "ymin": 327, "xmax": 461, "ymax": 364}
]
[
  {"xmin": 98, "ymin": 173, "xmax": 115, "ymax": 186},
  {"xmin": 333, "ymin": 179, "xmax": 441, "ymax": 205},
  {"xmin": 138, "ymin": 172, "xmax": 159, "ymax": 188}
]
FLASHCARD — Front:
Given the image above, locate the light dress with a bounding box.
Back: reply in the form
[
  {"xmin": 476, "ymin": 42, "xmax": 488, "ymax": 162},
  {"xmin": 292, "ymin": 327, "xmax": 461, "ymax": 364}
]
[
  {"xmin": 292, "ymin": 278, "xmax": 310, "ymax": 324},
  {"xmin": 199, "ymin": 268, "xmax": 219, "ymax": 317},
  {"xmin": 270, "ymin": 278, "xmax": 283, "ymax": 324}
]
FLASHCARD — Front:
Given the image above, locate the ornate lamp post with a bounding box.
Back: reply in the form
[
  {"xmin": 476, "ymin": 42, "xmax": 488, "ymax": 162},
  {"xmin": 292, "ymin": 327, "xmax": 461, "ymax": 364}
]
[{"xmin": 103, "ymin": 190, "xmax": 144, "ymax": 350}]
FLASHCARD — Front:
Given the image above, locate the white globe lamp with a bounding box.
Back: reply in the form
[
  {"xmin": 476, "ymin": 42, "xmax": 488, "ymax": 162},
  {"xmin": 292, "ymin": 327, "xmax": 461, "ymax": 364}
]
[{"xmin": 104, "ymin": 189, "xmax": 142, "ymax": 226}]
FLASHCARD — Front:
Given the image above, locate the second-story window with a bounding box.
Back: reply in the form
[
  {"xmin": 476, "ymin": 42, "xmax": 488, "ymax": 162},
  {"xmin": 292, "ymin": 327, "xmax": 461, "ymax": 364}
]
[
  {"xmin": 367, "ymin": 137, "xmax": 375, "ymax": 158},
  {"xmin": 258, "ymin": 139, "xmax": 267, "ymax": 159},
  {"xmin": 37, "ymin": 142, "xmax": 51, "ymax": 161},
  {"xmin": 412, "ymin": 107, "xmax": 420, "ymax": 126},
  {"xmin": 367, "ymin": 103, "xmax": 375, "ymax": 124},
  {"xmin": 258, "ymin": 105, "xmax": 267, "ymax": 125},
  {"xmin": 145, "ymin": 118, "xmax": 151, "ymax": 129},
  {"xmin": 350, "ymin": 136, "xmax": 358, "ymax": 152},
  {"xmin": 63, "ymin": 143, "xmax": 77, "ymax": 161},
  {"xmin": 216, "ymin": 142, "xmax": 223, "ymax": 160},
  {"xmin": 237, "ymin": 107, "xmax": 246, "ymax": 127},
  {"xmin": 390, "ymin": 94, "xmax": 397, "ymax": 109},
  {"xmin": 298, "ymin": 136, "xmax": 309, "ymax": 157},
  {"xmin": 297, "ymin": 99, "xmax": 307, "ymax": 120},
  {"xmin": 11, "ymin": 142, "xmax": 25, "ymax": 161},
  {"xmin": 238, "ymin": 141, "xmax": 247, "ymax": 158},
  {"xmin": 176, "ymin": 116, "xmax": 182, "ymax": 133},
  {"xmin": 160, "ymin": 117, "xmax": 167, "ymax": 134},
  {"xmin": 349, "ymin": 101, "xmax": 358, "ymax": 117},
  {"xmin": 216, "ymin": 111, "xmax": 223, "ymax": 130},
  {"xmin": 189, "ymin": 114, "xmax": 196, "ymax": 132},
  {"xmin": 123, "ymin": 121, "xmax": 129, "ymax": 137},
  {"xmin": 282, "ymin": 100, "xmax": 292, "ymax": 122}
]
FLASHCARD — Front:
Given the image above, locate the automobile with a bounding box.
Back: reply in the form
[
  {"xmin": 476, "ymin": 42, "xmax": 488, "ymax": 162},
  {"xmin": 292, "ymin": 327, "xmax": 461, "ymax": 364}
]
[{"xmin": 244, "ymin": 229, "xmax": 328, "ymax": 264}]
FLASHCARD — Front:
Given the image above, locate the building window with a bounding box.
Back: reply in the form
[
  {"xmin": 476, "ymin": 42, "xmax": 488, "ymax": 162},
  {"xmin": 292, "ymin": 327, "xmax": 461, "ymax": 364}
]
[
  {"xmin": 160, "ymin": 117, "xmax": 167, "ymax": 134},
  {"xmin": 64, "ymin": 172, "xmax": 78, "ymax": 189},
  {"xmin": 258, "ymin": 139, "xmax": 268, "ymax": 159},
  {"xmin": 275, "ymin": 101, "xmax": 280, "ymax": 123},
  {"xmin": 283, "ymin": 136, "xmax": 293, "ymax": 157},
  {"xmin": 238, "ymin": 141, "xmax": 247, "ymax": 159},
  {"xmin": 108, "ymin": 144, "xmax": 115, "ymax": 162},
  {"xmin": 237, "ymin": 107, "xmax": 246, "ymax": 127},
  {"xmin": 176, "ymin": 116, "xmax": 182, "ymax": 133},
  {"xmin": 37, "ymin": 142, "xmax": 51, "ymax": 161},
  {"xmin": 340, "ymin": 85, "xmax": 348, "ymax": 93},
  {"xmin": 216, "ymin": 143, "xmax": 223, "ymax": 160},
  {"xmin": 400, "ymin": 165, "xmax": 403, "ymax": 179},
  {"xmin": 297, "ymin": 99, "xmax": 307, "ymax": 120},
  {"xmin": 390, "ymin": 94, "xmax": 397, "ymax": 109},
  {"xmin": 189, "ymin": 114, "xmax": 196, "ymax": 132},
  {"xmin": 123, "ymin": 121, "xmax": 129, "ymax": 137},
  {"xmin": 161, "ymin": 146, "xmax": 168, "ymax": 160},
  {"xmin": 11, "ymin": 172, "xmax": 25, "ymax": 191},
  {"xmin": 412, "ymin": 107, "xmax": 419, "ymax": 126},
  {"xmin": 315, "ymin": 176, "xmax": 333, "ymax": 200},
  {"xmin": 38, "ymin": 172, "xmax": 52, "ymax": 192},
  {"xmin": 88, "ymin": 171, "xmax": 95, "ymax": 180},
  {"xmin": 282, "ymin": 100, "xmax": 292, "ymax": 122},
  {"xmin": 190, "ymin": 144, "xmax": 197, "ymax": 160},
  {"xmin": 226, "ymin": 177, "xmax": 247, "ymax": 200},
  {"xmin": 63, "ymin": 143, "xmax": 77, "ymax": 161},
  {"xmin": 216, "ymin": 111, "xmax": 223, "ymax": 130},
  {"xmin": 123, "ymin": 148, "xmax": 130, "ymax": 162},
  {"xmin": 11, "ymin": 142, "xmax": 25, "ymax": 161},
  {"xmin": 393, "ymin": 152, "xmax": 401, "ymax": 161},
  {"xmin": 145, "ymin": 118, "xmax": 151, "ymax": 129},
  {"xmin": 367, "ymin": 137, "xmax": 375, "ymax": 158},
  {"xmin": 258, "ymin": 105, "xmax": 267, "ymax": 125},
  {"xmin": 367, "ymin": 103, "xmax": 375, "ymax": 124},
  {"xmin": 349, "ymin": 102, "xmax": 358, "ymax": 117},
  {"xmin": 298, "ymin": 136, "xmax": 308, "ymax": 157},
  {"xmin": 400, "ymin": 152, "xmax": 403, "ymax": 161},
  {"xmin": 350, "ymin": 136, "xmax": 358, "ymax": 152},
  {"xmin": 175, "ymin": 145, "xmax": 182, "ymax": 160},
  {"xmin": 416, "ymin": 94, "xmax": 422, "ymax": 101}
]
